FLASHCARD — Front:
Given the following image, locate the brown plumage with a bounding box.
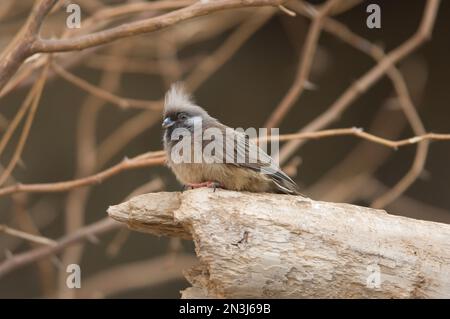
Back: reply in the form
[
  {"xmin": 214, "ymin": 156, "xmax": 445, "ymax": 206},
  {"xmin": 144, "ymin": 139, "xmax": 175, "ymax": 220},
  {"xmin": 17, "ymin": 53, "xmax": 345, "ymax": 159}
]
[{"xmin": 162, "ymin": 83, "xmax": 300, "ymax": 195}]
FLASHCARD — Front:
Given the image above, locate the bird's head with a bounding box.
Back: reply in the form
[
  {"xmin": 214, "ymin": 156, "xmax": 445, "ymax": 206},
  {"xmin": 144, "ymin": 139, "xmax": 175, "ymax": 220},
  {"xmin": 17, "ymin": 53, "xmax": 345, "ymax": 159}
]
[{"xmin": 162, "ymin": 83, "xmax": 212, "ymax": 133}]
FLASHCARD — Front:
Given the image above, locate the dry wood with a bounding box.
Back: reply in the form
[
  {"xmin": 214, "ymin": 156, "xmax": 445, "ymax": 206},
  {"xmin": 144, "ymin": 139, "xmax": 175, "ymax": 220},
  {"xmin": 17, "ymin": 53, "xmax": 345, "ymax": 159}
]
[{"xmin": 107, "ymin": 188, "xmax": 450, "ymax": 298}]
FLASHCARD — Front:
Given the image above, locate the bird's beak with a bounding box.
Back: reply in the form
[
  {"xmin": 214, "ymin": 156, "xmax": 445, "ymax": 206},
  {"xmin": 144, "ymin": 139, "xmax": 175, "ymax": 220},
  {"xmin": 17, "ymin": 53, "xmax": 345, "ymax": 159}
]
[{"xmin": 162, "ymin": 117, "xmax": 175, "ymax": 128}]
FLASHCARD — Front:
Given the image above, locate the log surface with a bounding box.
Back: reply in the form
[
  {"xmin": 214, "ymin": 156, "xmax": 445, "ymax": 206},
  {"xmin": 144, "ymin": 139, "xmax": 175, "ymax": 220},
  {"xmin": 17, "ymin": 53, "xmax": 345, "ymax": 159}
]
[{"xmin": 107, "ymin": 189, "xmax": 450, "ymax": 298}]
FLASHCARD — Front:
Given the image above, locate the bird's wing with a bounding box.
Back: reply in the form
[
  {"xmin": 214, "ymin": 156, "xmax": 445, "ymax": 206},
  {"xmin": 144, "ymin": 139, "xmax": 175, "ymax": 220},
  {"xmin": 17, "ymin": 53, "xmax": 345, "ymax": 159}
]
[{"xmin": 205, "ymin": 125, "xmax": 300, "ymax": 194}]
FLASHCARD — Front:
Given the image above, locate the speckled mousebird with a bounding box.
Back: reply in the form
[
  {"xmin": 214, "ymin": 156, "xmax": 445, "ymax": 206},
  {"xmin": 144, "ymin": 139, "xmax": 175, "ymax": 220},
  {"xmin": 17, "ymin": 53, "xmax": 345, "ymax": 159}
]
[{"xmin": 162, "ymin": 83, "xmax": 300, "ymax": 195}]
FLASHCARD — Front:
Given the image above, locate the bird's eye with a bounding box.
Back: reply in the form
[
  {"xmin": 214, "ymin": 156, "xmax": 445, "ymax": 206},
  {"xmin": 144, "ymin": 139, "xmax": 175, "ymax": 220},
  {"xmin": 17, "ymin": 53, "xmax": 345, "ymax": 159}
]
[{"xmin": 178, "ymin": 113, "xmax": 188, "ymax": 120}]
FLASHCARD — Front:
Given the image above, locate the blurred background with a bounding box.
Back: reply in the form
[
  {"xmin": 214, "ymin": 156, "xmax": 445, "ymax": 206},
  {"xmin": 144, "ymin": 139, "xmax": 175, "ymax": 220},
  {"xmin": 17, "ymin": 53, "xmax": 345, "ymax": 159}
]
[{"xmin": 0, "ymin": 0, "xmax": 449, "ymax": 298}]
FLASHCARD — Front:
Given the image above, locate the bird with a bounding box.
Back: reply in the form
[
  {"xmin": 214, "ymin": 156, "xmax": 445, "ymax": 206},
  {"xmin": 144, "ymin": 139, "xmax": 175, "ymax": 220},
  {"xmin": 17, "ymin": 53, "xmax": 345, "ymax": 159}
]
[{"xmin": 162, "ymin": 83, "xmax": 301, "ymax": 195}]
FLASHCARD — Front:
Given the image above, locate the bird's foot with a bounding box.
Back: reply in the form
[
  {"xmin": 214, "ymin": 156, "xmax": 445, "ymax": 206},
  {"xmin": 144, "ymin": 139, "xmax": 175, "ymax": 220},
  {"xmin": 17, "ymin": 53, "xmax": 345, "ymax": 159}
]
[
  {"xmin": 207, "ymin": 181, "xmax": 224, "ymax": 192},
  {"xmin": 185, "ymin": 181, "xmax": 224, "ymax": 192}
]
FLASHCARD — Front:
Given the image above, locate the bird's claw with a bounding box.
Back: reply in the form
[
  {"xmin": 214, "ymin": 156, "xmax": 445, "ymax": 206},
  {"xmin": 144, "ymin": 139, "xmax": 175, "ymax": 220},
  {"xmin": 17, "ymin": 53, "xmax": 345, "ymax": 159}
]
[{"xmin": 207, "ymin": 181, "xmax": 223, "ymax": 192}]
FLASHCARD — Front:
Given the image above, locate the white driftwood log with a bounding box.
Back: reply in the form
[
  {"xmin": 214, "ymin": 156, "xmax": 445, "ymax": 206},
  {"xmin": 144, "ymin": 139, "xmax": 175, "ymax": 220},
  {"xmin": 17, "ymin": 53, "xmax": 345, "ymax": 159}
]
[{"xmin": 107, "ymin": 189, "xmax": 450, "ymax": 298}]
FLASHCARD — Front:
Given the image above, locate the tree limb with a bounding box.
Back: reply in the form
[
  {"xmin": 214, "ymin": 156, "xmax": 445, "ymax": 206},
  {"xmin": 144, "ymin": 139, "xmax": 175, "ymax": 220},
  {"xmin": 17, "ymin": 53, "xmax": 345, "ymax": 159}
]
[
  {"xmin": 32, "ymin": 0, "xmax": 284, "ymax": 53},
  {"xmin": 108, "ymin": 189, "xmax": 450, "ymax": 298},
  {"xmin": 0, "ymin": 0, "xmax": 57, "ymax": 91},
  {"xmin": 0, "ymin": 0, "xmax": 284, "ymax": 93}
]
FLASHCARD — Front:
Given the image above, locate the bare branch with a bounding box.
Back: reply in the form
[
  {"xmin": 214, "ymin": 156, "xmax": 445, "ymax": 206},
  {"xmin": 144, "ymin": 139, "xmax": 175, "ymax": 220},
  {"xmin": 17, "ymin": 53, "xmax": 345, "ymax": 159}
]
[
  {"xmin": 0, "ymin": 0, "xmax": 57, "ymax": 90},
  {"xmin": 1, "ymin": 128, "xmax": 449, "ymax": 198},
  {"xmin": 0, "ymin": 218, "xmax": 118, "ymax": 279},
  {"xmin": 32, "ymin": 0, "xmax": 284, "ymax": 53},
  {"xmin": 279, "ymin": 0, "xmax": 441, "ymax": 164},
  {"xmin": 51, "ymin": 63, "xmax": 162, "ymax": 110},
  {"xmin": 0, "ymin": 62, "xmax": 49, "ymax": 186},
  {"xmin": 264, "ymin": 0, "xmax": 339, "ymax": 129},
  {"xmin": 0, "ymin": 153, "xmax": 165, "ymax": 197},
  {"xmin": 0, "ymin": 224, "xmax": 57, "ymax": 246}
]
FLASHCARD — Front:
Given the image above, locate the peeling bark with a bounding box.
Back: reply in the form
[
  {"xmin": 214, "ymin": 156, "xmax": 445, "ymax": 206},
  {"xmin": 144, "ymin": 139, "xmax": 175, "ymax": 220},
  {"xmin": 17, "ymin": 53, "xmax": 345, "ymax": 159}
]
[{"xmin": 107, "ymin": 189, "xmax": 450, "ymax": 298}]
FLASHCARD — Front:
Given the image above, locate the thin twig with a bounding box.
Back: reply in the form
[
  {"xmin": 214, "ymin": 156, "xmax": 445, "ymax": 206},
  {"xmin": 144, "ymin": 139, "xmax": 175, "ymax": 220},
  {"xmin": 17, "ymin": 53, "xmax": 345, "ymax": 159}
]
[
  {"xmin": 278, "ymin": 0, "xmax": 441, "ymax": 164},
  {"xmin": 0, "ymin": 218, "xmax": 118, "ymax": 279},
  {"xmin": 266, "ymin": 128, "xmax": 450, "ymax": 148},
  {"xmin": 0, "ymin": 128, "xmax": 449, "ymax": 198},
  {"xmin": 0, "ymin": 62, "xmax": 49, "ymax": 186},
  {"xmin": 0, "ymin": 224, "xmax": 57, "ymax": 246},
  {"xmin": 278, "ymin": 5, "xmax": 296, "ymax": 17},
  {"xmin": 52, "ymin": 63, "xmax": 161, "ymax": 110},
  {"xmin": 0, "ymin": 154, "xmax": 165, "ymax": 197},
  {"xmin": 186, "ymin": 8, "xmax": 275, "ymax": 91},
  {"xmin": 58, "ymin": 44, "xmax": 133, "ymax": 298},
  {"xmin": 0, "ymin": 74, "xmax": 38, "ymax": 157},
  {"xmin": 96, "ymin": 111, "xmax": 161, "ymax": 169},
  {"xmin": 292, "ymin": 0, "xmax": 432, "ymax": 208},
  {"xmin": 265, "ymin": 0, "xmax": 340, "ymax": 129}
]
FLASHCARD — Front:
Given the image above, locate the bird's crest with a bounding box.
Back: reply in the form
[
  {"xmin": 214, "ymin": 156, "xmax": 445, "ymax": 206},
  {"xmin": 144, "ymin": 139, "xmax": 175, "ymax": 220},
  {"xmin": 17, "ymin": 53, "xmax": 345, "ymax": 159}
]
[{"xmin": 164, "ymin": 83, "xmax": 194, "ymax": 111}]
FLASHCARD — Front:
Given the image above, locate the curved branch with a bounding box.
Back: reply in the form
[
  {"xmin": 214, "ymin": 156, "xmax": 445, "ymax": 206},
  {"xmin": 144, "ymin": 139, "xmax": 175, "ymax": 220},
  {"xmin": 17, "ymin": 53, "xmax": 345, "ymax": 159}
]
[
  {"xmin": 32, "ymin": 0, "xmax": 284, "ymax": 53},
  {"xmin": 278, "ymin": 0, "xmax": 441, "ymax": 163},
  {"xmin": 0, "ymin": 218, "xmax": 118, "ymax": 279},
  {"xmin": 0, "ymin": 0, "xmax": 57, "ymax": 91}
]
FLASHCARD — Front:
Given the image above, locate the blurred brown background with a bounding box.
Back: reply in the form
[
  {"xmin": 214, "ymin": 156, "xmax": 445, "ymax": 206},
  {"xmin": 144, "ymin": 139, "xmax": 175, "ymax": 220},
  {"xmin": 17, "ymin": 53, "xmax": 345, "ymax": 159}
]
[{"xmin": 0, "ymin": 0, "xmax": 449, "ymax": 298}]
